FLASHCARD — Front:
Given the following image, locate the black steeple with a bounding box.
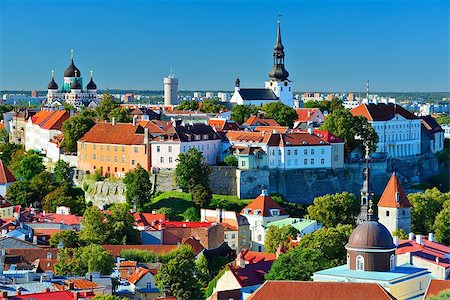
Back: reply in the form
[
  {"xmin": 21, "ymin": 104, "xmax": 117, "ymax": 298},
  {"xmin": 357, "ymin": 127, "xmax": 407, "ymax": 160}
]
[
  {"xmin": 235, "ymin": 77, "xmax": 240, "ymax": 88},
  {"xmin": 356, "ymin": 146, "xmax": 372, "ymax": 225},
  {"xmin": 268, "ymin": 19, "xmax": 289, "ymax": 81},
  {"xmin": 47, "ymin": 70, "xmax": 58, "ymax": 90}
]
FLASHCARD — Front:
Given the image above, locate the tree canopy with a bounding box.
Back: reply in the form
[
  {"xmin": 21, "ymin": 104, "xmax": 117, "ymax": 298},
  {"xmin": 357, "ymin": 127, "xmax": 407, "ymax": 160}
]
[
  {"xmin": 175, "ymin": 148, "xmax": 211, "ymax": 193},
  {"xmin": 61, "ymin": 111, "xmax": 95, "ymax": 153},
  {"xmin": 54, "ymin": 160, "xmax": 72, "ymax": 184},
  {"xmin": 123, "ymin": 164, "xmax": 152, "ymax": 210},
  {"xmin": 303, "ymin": 98, "xmax": 343, "ymax": 113},
  {"xmin": 13, "ymin": 153, "xmax": 44, "ymax": 180},
  {"xmin": 95, "ymin": 93, "xmax": 119, "ymax": 121},
  {"xmin": 307, "ymin": 192, "xmax": 359, "ymax": 227},
  {"xmin": 49, "ymin": 230, "xmax": 80, "ymax": 248},
  {"xmin": 42, "ymin": 183, "xmax": 86, "ymax": 215},
  {"xmin": 177, "ymin": 100, "xmax": 199, "ymax": 111},
  {"xmin": 264, "ymin": 225, "xmax": 299, "ymax": 253},
  {"xmin": 79, "ymin": 206, "xmax": 108, "ymax": 245},
  {"xmin": 434, "ymin": 200, "xmax": 450, "ymax": 244},
  {"xmin": 109, "ymin": 107, "xmax": 132, "ymax": 123},
  {"xmin": 320, "ymin": 108, "xmax": 378, "ymax": 153},
  {"xmin": 200, "ymin": 99, "xmax": 227, "ymax": 113},
  {"xmin": 55, "ymin": 245, "xmax": 114, "ymax": 275},
  {"xmin": 262, "ymin": 102, "xmax": 298, "ymax": 127},
  {"xmin": 230, "ymin": 105, "xmax": 259, "ymax": 124}
]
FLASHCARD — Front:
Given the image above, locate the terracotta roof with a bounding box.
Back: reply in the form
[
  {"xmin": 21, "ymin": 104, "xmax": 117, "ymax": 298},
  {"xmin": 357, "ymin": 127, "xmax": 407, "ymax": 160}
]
[
  {"xmin": 138, "ymin": 120, "xmax": 165, "ymax": 134},
  {"xmin": 33, "ymin": 228, "xmax": 63, "ymax": 237},
  {"xmin": 183, "ymin": 236, "xmax": 205, "ymax": 255},
  {"xmin": 79, "ymin": 122, "xmax": 145, "ymax": 145},
  {"xmin": 425, "ymin": 279, "xmax": 450, "ymax": 298},
  {"xmin": 6, "ymin": 248, "xmax": 59, "ymax": 265},
  {"xmin": 247, "ymin": 281, "xmax": 394, "ymax": 300},
  {"xmin": 272, "ymin": 132, "xmax": 329, "ymax": 147},
  {"xmin": 208, "ymin": 119, "xmax": 240, "ymax": 131},
  {"xmin": 243, "ymin": 116, "xmax": 280, "ymax": 127},
  {"xmin": 33, "ymin": 257, "xmax": 57, "ymax": 272},
  {"xmin": 351, "ymin": 102, "xmax": 419, "ymax": 121},
  {"xmin": 8, "ymin": 291, "xmax": 85, "ymax": 300},
  {"xmin": 229, "ymin": 260, "xmax": 273, "ymax": 287},
  {"xmin": 119, "ymin": 260, "xmax": 137, "ymax": 268},
  {"xmin": 128, "ymin": 267, "xmax": 151, "ymax": 284},
  {"xmin": 0, "ymin": 160, "xmax": 16, "ymax": 184},
  {"xmin": 226, "ymin": 131, "xmax": 271, "ymax": 144},
  {"xmin": 40, "ymin": 110, "xmax": 70, "ymax": 130},
  {"xmin": 378, "ymin": 173, "xmax": 411, "ymax": 208},
  {"xmin": 312, "ymin": 129, "xmax": 344, "ymax": 143},
  {"xmin": 133, "ymin": 212, "xmax": 166, "ymax": 228},
  {"xmin": 241, "ymin": 191, "xmax": 287, "ymax": 217},
  {"xmin": 241, "ymin": 249, "xmax": 276, "ymax": 263},
  {"xmin": 34, "ymin": 213, "xmax": 83, "ymax": 226},
  {"xmin": 162, "ymin": 221, "xmax": 214, "ymax": 228},
  {"xmin": 254, "ymin": 126, "xmax": 288, "ymax": 133},
  {"xmin": 65, "ymin": 278, "xmax": 101, "ymax": 290},
  {"xmin": 102, "ymin": 244, "xmax": 178, "ymax": 257},
  {"xmin": 295, "ymin": 108, "xmax": 322, "ymax": 122},
  {"xmin": 396, "ymin": 237, "xmax": 450, "ymax": 267}
]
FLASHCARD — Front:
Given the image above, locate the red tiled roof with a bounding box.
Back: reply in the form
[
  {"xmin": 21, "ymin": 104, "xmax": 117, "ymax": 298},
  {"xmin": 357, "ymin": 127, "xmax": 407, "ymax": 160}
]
[
  {"xmin": 133, "ymin": 212, "xmax": 166, "ymax": 228},
  {"xmin": 241, "ymin": 191, "xmax": 287, "ymax": 217},
  {"xmin": 312, "ymin": 129, "xmax": 344, "ymax": 143},
  {"xmin": 34, "ymin": 257, "xmax": 57, "ymax": 272},
  {"xmin": 396, "ymin": 238, "xmax": 450, "ymax": 267},
  {"xmin": 128, "ymin": 267, "xmax": 150, "ymax": 284},
  {"xmin": 138, "ymin": 120, "xmax": 166, "ymax": 134},
  {"xmin": 79, "ymin": 122, "xmax": 145, "ymax": 145},
  {"xmin": 0, "ymin": 160, "xmax": 16, "ymax": 184},
  {"xmin": 162, "ymin": 221, "xmax": 214, "ymax": 228},
  {"xmin": 6, "ymin": 248, "xmax": 59, "ymax": 265},
  {"xmin": 295, "ymin": 108, "xmax": 322, "ymax": 122},
  {"xmin": 65, "ymin": 278, "xmax": 101, "ymax": 290},
  {"xmin": 40, "ymin": 110, "xmax": 70, "ymax": 130},
  {"xmin": 33, "ymin": 228, "xmax": 63, "ymax": 237},
  {"xmin": 208, "ymin": 119, "xmax": 240, "ymax": 131},
  {"xmin": 119, "ymin": 260, "xmax": 137, "ymax": 268},
  {"xmin": 273, "ymin": 132, "xmax": 329, "ymax": 147},
  {"xmin": 8, "ymin": 291, "xmax": 85, "ymax": 300},
  {"xmin": 183, "ymin": 236, "xmax": 205, "ymax": 255},
  {"xmin": 351, "ymin": 102, "xmax": 419, "ymax": 121},
  {"xmin": 254, "ymin": 126, "xmax": 288, "ymax": 133},
  {"xmin": 241, "ymin": 250, "xmax": 276, "ymax": 263},
  {"xmin": 425, "ymin": 279, "xmax": 450, "ymax": 298},
  {"xmin": 243, "ymin": 116, "xmax": 280, "ymax": 127},
  {"xmin": 378, "ymin": 173, "xmax": 411, "ymax": 208},
  {"xmin": 34, "ymin": 213, "xmax": 83, "ymax": 226},
  {"xmin": 247, "ymin": 281, "xmax": 394, "ymax": 300},
  {"xmin": 229, "ymin": 260, "xmax": 273, "ymax": 287},
  {"xmin": 102, "ymin": 244, "xmax": 178, "ymax": 257},
  {"xmin": 226, "ymin": 131, "xmax": 271, "ymax": 144}
]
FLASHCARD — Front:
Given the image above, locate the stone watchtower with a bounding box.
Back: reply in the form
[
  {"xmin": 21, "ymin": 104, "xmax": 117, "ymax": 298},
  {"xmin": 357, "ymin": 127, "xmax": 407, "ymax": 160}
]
[{"xmin": 377, "ymin": 172, "xmax": 412, "ymax": 234}]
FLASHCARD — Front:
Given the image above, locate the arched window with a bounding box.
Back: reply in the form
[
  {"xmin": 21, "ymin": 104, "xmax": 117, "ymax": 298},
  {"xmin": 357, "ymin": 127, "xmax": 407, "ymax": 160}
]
[
  {"xmin": 390, "ymin": 254, "xmax": 395, "ymax": 270},
  {"xmin": 347, "ymin": 254, "xmax": 350, "ymax": 267},
  {"xmin": 356, "ymin": 255, "xmax": 364, "ymax": 271}
]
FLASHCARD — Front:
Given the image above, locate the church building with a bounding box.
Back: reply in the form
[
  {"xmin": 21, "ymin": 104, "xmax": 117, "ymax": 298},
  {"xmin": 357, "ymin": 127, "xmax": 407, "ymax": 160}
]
[
  {"xmin": 230, "ymin": 20, "xmax": 294, "ymax": 108},
  {"xmin": 46, "ymin": 49, "xmax": 99, "ymax": 108}
]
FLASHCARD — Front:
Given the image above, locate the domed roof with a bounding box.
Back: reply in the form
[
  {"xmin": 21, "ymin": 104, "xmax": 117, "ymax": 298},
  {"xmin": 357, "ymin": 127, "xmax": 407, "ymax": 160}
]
[
  {"xmin": 87, "ymin": 78, "xmax": 97, "ymax": 90},
  {"xmin": 71, "ymin": 79, "xmax": 82, "ymax": 90},
  {"xmin": 346, "ymin": 220, "xmax": 395, "ymax": 250},
  {"xmin": 47, "ymin": 72, "xmax": 58, "ymax": 90},
  {"xmin": 269, "ymin": 65, "xmax": 289, "ymax": 81},
  {"xmin": 64, "ymin": 58, "xmax": 81, "ymax": 78}
]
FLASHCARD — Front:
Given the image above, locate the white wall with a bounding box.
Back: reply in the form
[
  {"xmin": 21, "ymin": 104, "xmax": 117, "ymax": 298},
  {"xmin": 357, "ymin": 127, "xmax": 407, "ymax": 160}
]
[{"xmin": 267, "ymin": 145, "xmax": 332, "ymax": 169}]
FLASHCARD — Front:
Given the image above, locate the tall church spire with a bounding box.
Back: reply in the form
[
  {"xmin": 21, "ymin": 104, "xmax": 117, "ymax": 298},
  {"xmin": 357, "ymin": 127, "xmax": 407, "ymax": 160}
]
[
  {"xmin": 268, "ymin": 17, "xmax": 289, "ymax": 81},
  {"xmin": 356, "ymin": 145, "xmax": 372, "ymax": 224}
]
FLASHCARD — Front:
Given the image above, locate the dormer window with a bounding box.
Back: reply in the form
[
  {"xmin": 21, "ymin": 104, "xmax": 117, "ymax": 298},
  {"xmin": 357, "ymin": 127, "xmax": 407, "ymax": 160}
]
[
  {"xmin": 254, "ymin": 209, "xmax": 262, "ymax": 216},
  {"xmin": 203, "ymin": 134, "xmax": 209, "ymax": 140},
  {"xmin": 270, "ymin": 209, "xmax": 280, "ymax": 216},
  {"xmin": 244, "ymin": 209, "xmax": 251, "ymax": 215}
]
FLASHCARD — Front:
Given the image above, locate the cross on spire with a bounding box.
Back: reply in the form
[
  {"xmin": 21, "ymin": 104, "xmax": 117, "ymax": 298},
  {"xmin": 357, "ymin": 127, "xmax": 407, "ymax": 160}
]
[{"xmin": 70, "ymin": 49, "xmax": 74, "ymax": 61}]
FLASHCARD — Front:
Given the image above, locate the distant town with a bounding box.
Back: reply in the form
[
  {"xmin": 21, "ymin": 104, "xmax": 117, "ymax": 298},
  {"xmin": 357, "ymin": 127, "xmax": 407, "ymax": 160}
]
[{"xmin": 0, "ymin": 16, "xmax": 448, "ymax": 300}]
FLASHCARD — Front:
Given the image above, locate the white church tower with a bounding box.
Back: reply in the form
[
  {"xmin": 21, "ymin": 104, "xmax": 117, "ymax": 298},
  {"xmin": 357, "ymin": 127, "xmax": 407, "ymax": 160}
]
[{"xmin": 264, "ymin": 19, "xmax": 294, "ymax": 107}]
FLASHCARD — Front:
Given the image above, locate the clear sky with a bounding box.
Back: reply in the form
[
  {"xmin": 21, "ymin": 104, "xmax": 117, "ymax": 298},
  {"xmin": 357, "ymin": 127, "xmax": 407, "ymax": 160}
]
[{"xmin": 0, "ymin": 0, "xmax": 448, "ymax": 92}]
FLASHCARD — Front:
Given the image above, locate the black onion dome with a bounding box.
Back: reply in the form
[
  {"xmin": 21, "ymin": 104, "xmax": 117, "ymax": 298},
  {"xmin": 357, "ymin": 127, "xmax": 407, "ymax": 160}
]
[
  {"xmin": 87, "ymin": 78, "xmax": 97, "ymax": 90},
  {"xmin": 71, "ymin": 79, "xmax": 82, "ymax": 90},
  {"xmin": 346, "ymin": 220, "xmax": 395, "ymax": 250},
  {"xmin": 64, "ymin": 59, "xmax": 81, "ymax": 77},
  {"xmin": 269, "ymin": 65, "xmax": 289, "ymax": 81},
  {"xmin": 47, "ymin": 78, "xmax": 58, "ymax": 90}
]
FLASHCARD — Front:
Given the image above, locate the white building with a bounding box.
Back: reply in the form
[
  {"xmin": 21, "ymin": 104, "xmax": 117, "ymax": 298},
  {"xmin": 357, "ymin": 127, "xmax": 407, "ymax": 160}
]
[
  {"xmin": 420, "ymin": 115, "xmax": 445, "ymax": 154},
  {"xmin": 442, "ymin": 124, "xmax": 450, "ymax": 139},
  {"xmin": 351, "ymin": 102, "xmax": 422, "ymax": 157},
  {"xmin": 217, "ymin": 92, "xmax": 230, "ymax": 102},
  {"xmin": 150, "ymin": 123, "xmax": 222, "ymax": 169},
  {"xmin": 230, "ymin": 20, "xmax": 294, "ymax": 108},
  {"xmin": 164, "ymin": 72, "xmax": 178, "ymax": 105},
  {"xmin": 240, "ymin": 190, "xmax": 289, "ymax": 252}
]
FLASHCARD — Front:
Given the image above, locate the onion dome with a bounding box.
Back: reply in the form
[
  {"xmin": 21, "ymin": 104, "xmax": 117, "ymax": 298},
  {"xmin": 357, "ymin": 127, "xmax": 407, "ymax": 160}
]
[
  {"xmin": 346, "ymin": 219, "xmax": 395, "ymax": 250},
  {"xmin": 64, "ymin": 49, "xmax": 81, "ymax": 77},
  {"xmin": 87, "ymin": 70, "xmax": 97, "ymax": 90},
  {"xmin": 47, "ymin": 70, "xmax": 58, "ymax": 90},
  {"xmin": 71, "ymin": 80, "xmax": 81, "ymax": 90},
  {"xmin": 269, "ymin": 65, "xmax": 289, "ymax": 81}
]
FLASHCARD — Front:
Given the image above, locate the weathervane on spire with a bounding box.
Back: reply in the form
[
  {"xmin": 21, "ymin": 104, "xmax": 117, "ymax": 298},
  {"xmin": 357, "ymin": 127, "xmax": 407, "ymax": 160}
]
[{"xmin": 169, "ymin": 67, "xmax": 175, "ymax": 78}]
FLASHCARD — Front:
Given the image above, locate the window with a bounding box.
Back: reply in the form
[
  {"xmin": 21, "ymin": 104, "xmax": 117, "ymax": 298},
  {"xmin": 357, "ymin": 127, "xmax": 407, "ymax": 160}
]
[
  {"xmin": 241, "ymin": 161, "xmax": 246, "ymax": 167},
  {"xmin": 122, "ymin": 146, "xmax": 125, "ymax": 152},
  {"xmin": 207, "ymin": 144, "xmax": 209, "ymax": 150},
  {"xmin": 347, "ymin": 254, "xmax": 350, "ymax": 267},
  {"xmin": 356, "ymin": 255, "xmax": 364, "ymax": 271},
  {"xmin": 100, "ymin": 156, "xmax": 103, "ymax": 162},
  {"xmin": 93, "ymin": 154, "xmax": 96, "ymax": 160},
  {"xmin": 402, "ymin": 210, "xmax": 405, "ymax": 215},
  {"xmin": 100, "ymin": 145, "xmax": 103, "ymax": 150},
  {"xmin": 168, "ymin": 146, "xmax": 172, "ymax": 152},
  {"xmin": 147, "ymin": 282, "xmax": 152, "ymax": 289},
  {"xmin": 287, "ymin": 150, "xmax": 291, "ymax": 155},
  {"xmin": 134, "ymin": 147, "xmax": 138, "ymax": 153},
  {"xmin": 231, "ymin": 233, "xmax": 236, "ymax": 239},
  {"xmin": 107, "ymin": 145, "xmax": 110, "ymax": 151},
  {"xmin": 311, "ymin": 149, "xmax": 315, "ymax": 155},
  {"xmin": 131, "ymin": 159, "xmax": 135, "ymax": 165},
  {"xmin": 390, "ymin": 254, "xmax": 395, "ymax": 271},
  {"xmin": 311, "ymin": 159, "xmax": 314, "ymax": 164},
  {"xmin": 122, "ymin": 156, "xmax": 125, "ymax": 163},
  {"xmin": 386, "ymin": 211, "xmax": 390, "ymax": 217},
  {"xmin": 169, "ymin": 157, "xmax": 172, "ymax": 163},
  {"xmin": 294, "ymin": 150, "xmax": 298, "ymax": 155},
  {"xmin": 114, "ymin": 146, "xmax": 118, "ymax": 151},
  {"xmin": 160, "ymin": 157, "xmax": 164, "ymax": 163},
  {"xmin": 321, "ymin": 149, "xmax": 324, "ymax": 155},
  {"xmin": 294, "ymin": 159, "xmax": 298, "ymax": 165},
  {"xmin": 321, "ymin": 159, "xmax": 324, "ymax": 164},
  {"xmin": 304, "ymin": 149, "xmax": 307, "ymax": 155},
  {"xmin": 157, "ymin": 146, "xmax": 160, "ymax": 152},
  {"xmin": 257, "ymin": 235, "xmax": 262, "ymax": 242},
  {"xmin": 304, "ymin": 159, "xmax": 307, "ymax": 165},
  {"xmin": 114, "ymin": 156, "xmax": 117, "ymax": 163},
  {"xmin": 93, "ymin": 144, "xmax": 96, "ymax": 150},
  {"xmin": 107, "ymin": 156, "xmax": 110, "ymax": 162},
  {"xmin": 271, "ymin": 150, "xmax": 275, "ymax": 155}
]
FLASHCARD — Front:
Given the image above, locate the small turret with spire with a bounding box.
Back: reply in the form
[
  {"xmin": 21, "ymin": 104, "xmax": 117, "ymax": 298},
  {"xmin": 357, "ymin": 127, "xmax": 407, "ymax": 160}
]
[
  {"xmin": 268, "ymin": 15, "xmax": 289, "ymax": 81},
  {"xmin": 356, "ymin": 145, "xmax": 372, "ymax": 224}
]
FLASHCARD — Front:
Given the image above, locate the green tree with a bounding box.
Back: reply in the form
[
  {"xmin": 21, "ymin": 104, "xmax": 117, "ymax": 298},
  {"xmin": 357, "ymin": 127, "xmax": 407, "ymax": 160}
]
[
  {"xmin": 303, "ymin": 100, "xmax": 330, "ymax": 112},
  {"xmin": 224, "ymin": 155, "xmax": 238, "ymax": 167},
  {"xmin": 6, "ymin": 180, "xmax": 35, "ymax": 207},
  {"xmin": 61, "ymin": 112, "xmax": 95, "ymax": 153},
  {"xmin": 320, "ymin": 108, "xmax": 378, "ymax": 153},
  {"xmin": 177, "ymin": 100, "xmax": 199, "ymax": 111},
  {"xmin": 195, "ymin": 253, "xmax": 210, "ymax": 288},
  {"xmin": 156, "ymin": 207, "xmax": 175, "ymax": 220},
  {"xmin": 54, "ymin": 160, "xmax": 72, "ymax": 183},
  {"xmin": 307, "ymin": 192, "xmax": 360, "ymax": 227},
  {"xmin": 262, "ymin": 102, "xmax": 298, "ymax": 127},
  {"xmin": 392, "ymin": 229, "xmax": 408, "ymax": 239},
  {"xmin": 175, "ymin": 148, "xmax": 211, "ymax": 192},
  {"xmin": 427, "ymin": 290, "xmax": 450, "ymax": 300},
  {"xmin": 409, "ymin": 188, "xmax": 448, "ymax": 234},
  {"xmin": 264, "ymin": 225, "xmax": 299, "ymax": 253},
  {"xmin": 434, "ymin": 200, "xmax": 450, "ymax": 244},
  {"xmin": 200, "ymin": 99, "xmax": 227, "ymax": 113},
  {"xmin": 182, "ymin": 207, "xmax": 200, "ymax": 221},
  {"xmin": 191, "ymin": 184, "xmax": 212, "ymax": 207},
  {"xmin": 119, "ymin": 249, "xmax": 159, "ymax": 263},
  {"xmin": 154, "ymin": 246, "xmax": 202, "ymax": 300},
  {"xmin": 230, "ymin": 105, "xmax": 259, "ymax": 124},
  {"xmin": 0, "ymin": 128, "xmax": 8, "ymax": 144},
  {"xmin": 14, "ymin": 153, "xmax": 44, "ymax": 180},
  {"xmin": 298, "ymin": 224, "xmax": 353, "ymax": 266},
  {"xmin": 49, "ymin": 230, "xmax": 80, "ymax": 248},
  {"xmin": 42, "ymin": 183, "xmax": 86, "ymax": 215},
  {"xmin": 123, "ymin": 164, "xmax": 152, "ymax": 210},
  {"xmin": 108, "ymin": 107, "xmax": 132, "ymax": 123},
  {"xmin": 95, "ymin": 93, "xmax": 119, "ymax": 120},
  {"xmin": 30, "ymin": 171, "xmax": 56, "ymax": 204},
  {"xmin": 80, "ymin": 206, "xmax": 108, "ymax": 245},
  {"xmin": 106, "ymin": 203, "xmax": 139, "ymax": 244},
  {"xmin": 54, "ymin": 248, "xmax": 84, "ymax": 275},
  {"xmin": 8, "ymin": 147, "xmax": 27, "ymax": 172},
  {"xmin": 0, "ymin": 143, "xmax": 23, "ymax": 166},
  {"xmin": 265, "ymin": 247, "xmax": 328, "ymax": 281},
  {"xmin": 79, "ymin": 244, "xmax": 115, "ymax": 274}
]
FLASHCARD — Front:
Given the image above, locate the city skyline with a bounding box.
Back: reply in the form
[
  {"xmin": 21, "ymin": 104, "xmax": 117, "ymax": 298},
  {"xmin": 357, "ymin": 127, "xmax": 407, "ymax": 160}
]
[{"xmin": 0, "ymin": 0, "xmax": 448, "ymax": 92}]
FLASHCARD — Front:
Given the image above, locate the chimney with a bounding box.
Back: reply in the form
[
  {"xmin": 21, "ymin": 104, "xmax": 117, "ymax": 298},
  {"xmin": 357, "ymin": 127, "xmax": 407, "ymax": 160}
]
[
  {"xmin": 68, "ymin": 282, "xmax": 75, "ymax": 290},
  {"xmin": 307, "ymin": 128, "xmax": 313, "ymax": 134},
  {"xmin": 88, "ymin": 274, "xmax": 93, "ymax": 281},
  {"xmin": 408, "ymin": 232, "xmax": 414, "ymax": 240},
  {"xmin": 33, "ymin": 236, "xmax": 38, "ymax": 244},
  {"xmin": 307, "ymin": 110, "xmax": 311, "ymax": 117},
  {"xmin": 416, "ymin": 234, "xmax": 422, "ymax": 245},
  {"xmin": 112, "ymin": 117, "xmax": 116, "ymax": 125},
  {"xmin": 261, "ymin": 189, "xmax": 268, "ymax": 196},
  {"xmin": 393, "ymin": 236, "xmax": 399, "ymax": 246},
  {"xmin": 144, "ymin": 128, "xmax": 149, "ymax": 144},
  {"xmin": 216, "ymin": 208, "xmax": 222, "ymax": 223},
  {"xmin": 152, "ymin": 209, "xmax": 156, "ymax": 215},
  {"xmin": 428, "ymin": 233, "xmax": 434, "ymax": 242},
  {"xmin": 132, "ymin": 116, "xmax": 137, "ymax": 126}
]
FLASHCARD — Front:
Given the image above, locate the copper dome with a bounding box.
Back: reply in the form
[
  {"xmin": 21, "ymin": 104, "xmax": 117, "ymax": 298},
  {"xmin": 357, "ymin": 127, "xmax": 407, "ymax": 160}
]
[{"xmin": 346, "ymin": 220, "xmax": 395, "ymax": 250}]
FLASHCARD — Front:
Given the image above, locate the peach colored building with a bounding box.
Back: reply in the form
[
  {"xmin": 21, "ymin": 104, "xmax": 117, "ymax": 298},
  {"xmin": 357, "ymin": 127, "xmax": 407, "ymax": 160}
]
[{"xmin": 77, "ymin": 120, "xmax": 164, "ymax": 177}]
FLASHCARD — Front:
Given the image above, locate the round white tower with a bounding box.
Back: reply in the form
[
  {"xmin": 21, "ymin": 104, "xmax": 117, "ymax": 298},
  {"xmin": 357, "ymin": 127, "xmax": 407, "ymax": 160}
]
[{"xmin": 164, "ymin": 70, "xmax": 178, "ymax": 105}]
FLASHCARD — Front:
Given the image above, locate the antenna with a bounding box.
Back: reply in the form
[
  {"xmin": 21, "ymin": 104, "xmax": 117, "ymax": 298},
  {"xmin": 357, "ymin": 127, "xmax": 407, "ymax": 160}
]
[{"xmin": 366, "ymin": 80, "xmax": 369, "ymax": 99}]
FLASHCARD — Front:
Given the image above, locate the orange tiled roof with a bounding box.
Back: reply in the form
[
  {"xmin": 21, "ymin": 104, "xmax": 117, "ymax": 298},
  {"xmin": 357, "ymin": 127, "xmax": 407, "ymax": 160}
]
[
  {"xmin": 274, "ymin": 132, "xmax": 329, "ymax": 147},
  {"xmin": 254, "ymin": 126, "xmax": 288, "ymax": 133},
  {"xmin": 66, "ymin": 278, "xmax": 101, "ymax": 290},
  {"xmin": 247, "ymin": 281, "xmax": 394, "ymax": 300},
  {"xmin": 351, "ymin": 102, "xmax": 419, "ymax": 122},
  {"xmin": 378, "ymin": 173, "xmax": 411, "ymax": 208},
  {"xmin": 295, "ymin": 108, "xmax": 322, "ymax": 122},
  {"xmin": 241, "ymin": 249, "xmax": 276, "ymax": 263},
  {"xmin": 30, "ymin": 110, "xmax": 69, "ymax": 130},
  {"xmin": 241, "ymin": 191, "xmax": 287, "ymax": 217},
  {"xmin": 138, "ymin": 120, "xmax": 166, "ymax": 134},
  {"xmin": 133, "ymin": 212, "xmax": 166, "ymax": 228},
  {"xmin": 34, "ymin": 213, "xmax": 83, "ymax": 226},
  {"xmin": 0, "ymin": 160, "xmax": 16, "ymax": 184},
  {"xmin": 243, "ymin": 116, "xmax": 280, "ymax": 127},
  {"xmin": 226, "ymin": 131, "xmax": 271, "ymax": 144},
  {"xmin": 128, "ymin": 267, "xmax": 150, "ymax": 284},
  {"xmin": 79, "ymin": 122, "xmax": 145, "ymax": 145},
  {"xmin": 425, "ymin": 279, "xmax": 450, "ymax": 298}
]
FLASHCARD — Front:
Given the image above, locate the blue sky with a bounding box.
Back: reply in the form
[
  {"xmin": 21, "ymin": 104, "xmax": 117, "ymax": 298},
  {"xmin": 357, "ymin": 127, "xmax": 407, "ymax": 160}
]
[{"xmin": 0, "ymin": 0, "xmax": 448, "ymax": 92}]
